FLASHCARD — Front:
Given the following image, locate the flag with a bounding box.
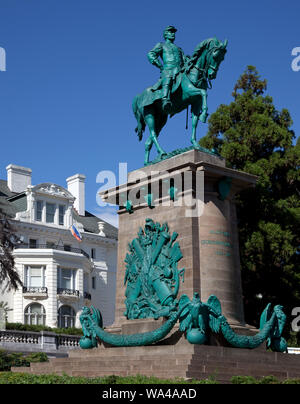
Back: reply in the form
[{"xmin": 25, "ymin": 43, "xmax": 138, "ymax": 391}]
[{"xmin": 70, "ymin": 224, "xmax": 82, "ymax": 242}]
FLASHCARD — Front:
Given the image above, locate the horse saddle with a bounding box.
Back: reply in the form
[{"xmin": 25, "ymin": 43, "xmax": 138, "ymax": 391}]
[
  {"xmin": 150, "ymin": 72, "xmax": 182, "ymax": 95},
  {"xmin": 137, "ymin": 72, "xmax": 183, "ymax": 111}
]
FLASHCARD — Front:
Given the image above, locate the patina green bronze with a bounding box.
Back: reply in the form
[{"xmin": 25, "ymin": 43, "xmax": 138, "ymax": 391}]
[
  {"xmin": 217, "ymin": 177, "xmax": 232, "ymax": 201},
  {"xmin": 144, "ymin": 145, "xmax": 218, "ymax": 167},
  {"xmin": 124, "ymin": 200, "xmax": 133, "ymax": 214},
  {"xmin": 79, "ymin": 294, "xmax": 287, "ymax": 352},
  {"xmin": 132, "ymin": 27, "xmax": 228, "ymax": 165},
  {"xmin": 178, "ymin": 293, "xmax": 287, "ymax": 351},
  {"xmin": 80, "ymin": 305, "xmax": 180, "ymax": 348},
  {"xmin": 80, "ymin": 219, "xmax": 287, "ymax": 353},
  {"xmin": 124, "ymin": 219, "xmax": 184, "ymax": 320}
]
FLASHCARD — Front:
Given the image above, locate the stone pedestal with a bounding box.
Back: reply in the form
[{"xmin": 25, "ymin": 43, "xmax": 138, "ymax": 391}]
[
  {"xmin": 16, "ymin": 342, "xmax": 300, "ymax": 383},
  {"xmin": 17, "ymin": 151, "xmax": 300, "ymax": 383},
  {"xmin": 101, "ymin": 150, "xmax": 257, "ymax": 329}
]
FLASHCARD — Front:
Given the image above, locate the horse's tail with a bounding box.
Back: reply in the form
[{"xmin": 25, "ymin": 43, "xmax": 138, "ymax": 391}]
[{"xmin": 132, "ymin": 95, "xmax": 145, "ymax": 141}]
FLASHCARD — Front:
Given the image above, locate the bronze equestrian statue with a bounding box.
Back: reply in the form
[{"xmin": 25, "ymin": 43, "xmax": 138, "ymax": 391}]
[{"xmin": 133, "ymin": 26, "xmax": 228, "ymax": 165}]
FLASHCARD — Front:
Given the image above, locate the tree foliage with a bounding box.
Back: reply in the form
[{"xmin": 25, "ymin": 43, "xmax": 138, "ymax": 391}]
[
  {"xmin": 0, "ymin": 209, "xmax": 22, "ymax": 291},
  {"xmin": 200, "ymin": 66, "xmax": 300, "ymax": 326}
]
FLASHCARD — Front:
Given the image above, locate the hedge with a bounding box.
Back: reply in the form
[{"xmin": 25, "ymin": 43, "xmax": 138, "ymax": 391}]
[
  {"xmin": 0, "ymin": 372, "xmax": 300, "ymax": 384},
  {"xmin": 0, "ymin": 350, "xmax": 48, "ymax": 371},
  {"xmin": 5, "ymin": 323, "xmax": 83, "ymax": 335}
]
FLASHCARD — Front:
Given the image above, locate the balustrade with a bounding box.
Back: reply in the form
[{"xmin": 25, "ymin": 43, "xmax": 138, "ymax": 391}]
[
  {"xmin": 0, "ymin": 329, "xmax": 81, "ymax": 352},
  {"xmin": 57, "ymin": 288, "xmax": 80, "ymax": 297}
]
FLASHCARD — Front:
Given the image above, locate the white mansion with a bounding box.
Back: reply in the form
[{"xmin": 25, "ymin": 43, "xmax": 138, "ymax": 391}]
[{"xmin": 0, "ymin": 164, "xmax": 118, "ymax": 328}]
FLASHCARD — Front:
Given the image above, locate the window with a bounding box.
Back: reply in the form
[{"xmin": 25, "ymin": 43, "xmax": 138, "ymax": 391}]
[
  {"xmin": 83, "ymin": 273, "xmax": 89, "ymax": 293},
  {"xmin": 24, "ymin": 303, "xmax": 46, "ymax": 326},
  {"xmin": 59, "ymin": 205, "xmax": 65, "ymax": 226},
  {"xmin": 36, "ymin": 201, "xmax": 43, "ymax": 221},
  {"xmin": 25, "ymin": 266, "xmax": 45, "ymax": 287},
  {"xmin": 92, "ymin": 276, "xmax": 96, "ymax": 289},
  {"xmin": 29, "ymin": 239, "xmax": 37, "ymax": 249},
  {"xmin": 64, "ymin": 244, "xmax": 71, "ymax": 252},
  {"xmin": 60, "ymin": 269, "xmax": 72, "ymax": 289},
  {"xmin": 46, "ymin": 203, "xmax": 55, "ymax": 223},
  {"xmin": 91, "ymin": 248, "xmax": 96, "ymax": 259},
  {"xmin": 46, "ymin": 241, "xmax": 56, "ymax": 248},
  {"xmin": 35, "ymin": 201, "xmax": 66, "ymax": 225},
  {"xmin": 57, "ymin": 268, "xmax": 76, "ymax": 291},
  {"xmin": 57, "ymin": 305, "xmax": 76, "ymax": 328}
]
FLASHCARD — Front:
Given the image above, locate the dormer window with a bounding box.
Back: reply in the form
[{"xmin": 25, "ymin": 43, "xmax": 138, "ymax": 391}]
[
  {"xmin": 29, "ymin": 183, "xmax": 74, "ymax": 227},
  {"xmin": 36, "ymin": 201, "xmax": 43, "ymax": 222},
  {"xmin": 46, "ymin": 203, "xmax": 55, "ymax": 223},
  {"xmin": 35, "ymin": 200, "xmax": 68, "ymax": 226},
  {"xmin": 59, "ymin": 205, "xmax": 65, "ymax": 226}
]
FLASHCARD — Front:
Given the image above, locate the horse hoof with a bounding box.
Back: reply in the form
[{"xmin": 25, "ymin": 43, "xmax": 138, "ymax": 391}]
[
  {"xmin": 191, "ymin": 142, "xmax": 200, "ymax": 150},
  {"xmin": 158, "ymin": 152, "xmax": 167, "ymax": 161}
]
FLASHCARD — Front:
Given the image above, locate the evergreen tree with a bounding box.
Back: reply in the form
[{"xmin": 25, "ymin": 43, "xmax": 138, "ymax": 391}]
[
  {"xmin": 0, "ymin": 209, "xmax": 22, "ymax": 290},
  {"xmin": 200, "ymin": 66, "xmax": 300, "ymax": 328}
]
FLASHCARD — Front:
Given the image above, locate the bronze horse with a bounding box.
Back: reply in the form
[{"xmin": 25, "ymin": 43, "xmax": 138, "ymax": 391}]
[{"xmin": 133, "ymin": 37, "xmax": 228, "ymax": 165}]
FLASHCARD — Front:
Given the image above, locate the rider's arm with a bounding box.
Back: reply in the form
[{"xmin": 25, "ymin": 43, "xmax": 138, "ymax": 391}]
[{"xmin": 147, "ymin": 42, "xmax": 163, "ymax": 71}]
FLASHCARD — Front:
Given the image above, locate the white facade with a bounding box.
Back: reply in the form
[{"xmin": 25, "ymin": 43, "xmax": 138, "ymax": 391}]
[{"xmin": 0, "ymin": 165, "xmax": 118, "ymax": 328}]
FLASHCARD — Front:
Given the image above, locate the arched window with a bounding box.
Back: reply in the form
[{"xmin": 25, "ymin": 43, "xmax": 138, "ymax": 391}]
[
  {"xmin": 57, "ymin": 305, "xmax": 76, "ymax": 328},
  {"xmin": 24, "ymin": 303, "xmax": 46, "ymax": 326}
]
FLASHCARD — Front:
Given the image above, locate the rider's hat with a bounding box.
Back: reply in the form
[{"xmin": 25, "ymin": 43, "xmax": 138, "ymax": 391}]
[{"xmin": 164, "ymin": 25, "xmax": 177, "ymax": 33}]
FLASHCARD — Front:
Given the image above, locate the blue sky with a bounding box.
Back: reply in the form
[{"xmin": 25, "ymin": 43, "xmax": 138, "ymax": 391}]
[{"xmin": 0, "ymin": 0, "xmax": 299, "ymax": 227}]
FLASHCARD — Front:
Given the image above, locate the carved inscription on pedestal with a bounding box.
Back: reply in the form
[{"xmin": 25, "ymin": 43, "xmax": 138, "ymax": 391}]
[{"xmin": 201, "ymin": 230, "xmax": 232, "ymax": 257}]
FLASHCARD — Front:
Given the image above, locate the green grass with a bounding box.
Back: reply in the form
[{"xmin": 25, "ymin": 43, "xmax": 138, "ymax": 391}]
[
  {"xmin": 1, "ymin": 372, "xmax": 300, "ymax": 384},
  {"xmin": 231, "ymin": 375, "xmax": 300, "ymax": 384},
  {"xmin": 0, "ymin": 372, "xmax": 218, "ymax": 384}
]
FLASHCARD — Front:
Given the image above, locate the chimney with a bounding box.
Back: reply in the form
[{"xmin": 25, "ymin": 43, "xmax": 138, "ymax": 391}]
[
  {"xmin": 6, "ymin": 164, "xmax": 32, "ymax": 193},
  {"xmin": 66, "ymin": 174, "xmax": 86, "ymax": 216}
]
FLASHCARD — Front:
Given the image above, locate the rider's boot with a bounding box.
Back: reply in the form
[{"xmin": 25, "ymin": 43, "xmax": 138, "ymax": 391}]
[{"xmin": 162, "ymin": 84, "xmax": 172, "ymax": 114}]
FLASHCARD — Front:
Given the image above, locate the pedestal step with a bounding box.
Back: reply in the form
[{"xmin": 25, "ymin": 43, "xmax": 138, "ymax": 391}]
[{"xmin": 11, "ymin": 344, "xmax": 300, "ymax": 383}]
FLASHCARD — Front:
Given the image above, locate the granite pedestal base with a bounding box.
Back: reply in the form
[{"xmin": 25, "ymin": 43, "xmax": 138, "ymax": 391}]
[
  {"xmin": 102, "ymin": 149, "xmax": 257, "ymax": 328},
  {"xmin": 14, "ymin": 343, "xmax": 300, "ymax": 383},
  {"xmin": 15, "ymin": 150, "xmax": 299, "ymax": 382}
]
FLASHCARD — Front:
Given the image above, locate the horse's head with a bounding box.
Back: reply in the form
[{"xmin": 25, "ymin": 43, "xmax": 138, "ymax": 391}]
[
  {"xmin": 205, "ymin": 38, "xmax": 228, "ymax": 80},
  {"xmin": 190, "ymin": 38, "xmax": 228, "ymax": 84}
]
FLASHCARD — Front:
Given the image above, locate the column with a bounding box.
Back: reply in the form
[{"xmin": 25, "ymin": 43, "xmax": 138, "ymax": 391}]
[{"xmin": 46, "ymin": 260, "xmax": 58, "ymax": 327}]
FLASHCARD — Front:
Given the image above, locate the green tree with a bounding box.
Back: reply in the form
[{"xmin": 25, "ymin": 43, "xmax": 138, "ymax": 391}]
[
  {"xmin": 200, "ymin": 66, "xmax": 300, "ymax": 328},
  {"xmin": 0, "ymin": 302, "xmax": 12, "ymax": 321},
  {"xmin": 0, "ymin": 209, "xmax": 22, "ymax": 290}
]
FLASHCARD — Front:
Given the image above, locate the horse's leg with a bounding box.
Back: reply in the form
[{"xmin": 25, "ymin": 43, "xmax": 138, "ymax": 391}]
[
  {"xmin": 144, "ymin": 136, "xmax": 153, "ymax": 166},
  {"xmin": 199, "ymin": 90, "xmax": 208, "ymax": 123},
  {"xmin": 191, "ymin": 90, "xmax": 208, "ymax": 148},
  {"xmin": 190, "ymin": 100, "xmax": 201, "ymax": 148},
  {"xmin": 144, "ymin": 112, "xmax": 167, "ymax": 162}
]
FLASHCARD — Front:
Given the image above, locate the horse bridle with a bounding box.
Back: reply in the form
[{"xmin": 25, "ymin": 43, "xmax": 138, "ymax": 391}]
[{"xmin": 186, "ymin": 45, "xmax": 223, "ymax": 89}]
